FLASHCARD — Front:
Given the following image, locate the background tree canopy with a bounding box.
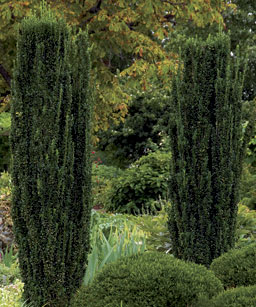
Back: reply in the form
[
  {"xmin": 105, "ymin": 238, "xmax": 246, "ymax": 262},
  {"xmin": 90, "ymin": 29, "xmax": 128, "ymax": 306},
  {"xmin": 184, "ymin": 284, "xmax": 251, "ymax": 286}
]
[
  {"xmin": 97, "ymin": 86, "xmax": 170, "ymax": 167},
  {"xmin": 1, "ymin": 0, "xmax": 256, "ymax": 171},
  {"xmin": 0, "ymin": 0, "xmax": 233, "ymax": 136}
]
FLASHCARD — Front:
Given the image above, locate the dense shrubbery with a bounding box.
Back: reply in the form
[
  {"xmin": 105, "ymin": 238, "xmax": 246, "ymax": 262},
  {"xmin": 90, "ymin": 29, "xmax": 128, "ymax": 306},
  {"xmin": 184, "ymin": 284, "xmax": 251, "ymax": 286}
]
[
  {"xmin": 0, "ymin": 278, "xmax": 24, "ymax": 307},
  {"xmin": 0, "ymin": 2, "xmax": 254, "ymax": 307},
  {"xmin": 71, "ymin": 252, "xmax": 223, "ymax": 307},
  {"xmin": 96, "ymin": 89, "xmax": 170, "ymax": 167},
  {"xmin": 0, "ymin": 112, "xmax": 11, "ymax": 173},
  {"xmin": 0, "ymin": 259, "xmax": 23, "ymax": 307},
  {"xmin": 92, "ymin": 162, "xmax": 124, "ymax": 207},
  {"xmin": 2, "ymin": 159, "xmax": 256, "ymax": 305},
  {"xmin": 210, "ymin": 243, "xmax": 256, "ymax": 289},
  {"xmin": 127, "ymin": 204, "xmax": 172, "ymax": 253},
  {"xmin": 0, "ymin": 171, "xmax": 11, "ymax": 199},
  {"xmin": 0, "ymin": 262, "xmax": 20, "ymax": 287},
  {"xmin": 208, "ymin": 285, "xmax": 256, "ymax": 307},
  {"xmin": 84, "ymin": 210, "xmax": 146, "ymax": 285},
  {"xmin": 240, "ymin": 164, "xmax": 256, "ymax": 210},
  {"xmin": 2, "ymin": 204, "xmax": 256, "ymax": 305},
  {"xmin": 236, "ymin": 204, "xmax": 256, "ymax": 247},
  {"xmin": 105, "ymin": 151, "xmax": 171, "ymax": 214}
]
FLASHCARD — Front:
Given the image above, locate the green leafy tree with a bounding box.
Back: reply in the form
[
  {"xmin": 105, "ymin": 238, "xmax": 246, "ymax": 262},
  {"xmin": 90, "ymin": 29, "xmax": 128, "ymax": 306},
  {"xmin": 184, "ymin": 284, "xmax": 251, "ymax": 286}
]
[
  {"xmin": 166, "ymin": 0, "xmax": 255, "ymax": 102},
  {"xmin": 224, "ymin": 0, "xmax": 256, "ymax": 101},
  {"xmin": 0, "ymin": 0, "xmax": 234, "ymax": 134},
  {"xmin": 10, "ymin": 5, "xmax": 92, "ymax": 306},
  {"xmin": 97, "ymin": 87, "xmax": 170, "ymax": 167},
  {"xmin": 0, "ymin": 0, "xmax": 236, "ymax": 173},
  {"xmin": 168, "ymin": 32, "xmax": 254, "ymax": 267}
]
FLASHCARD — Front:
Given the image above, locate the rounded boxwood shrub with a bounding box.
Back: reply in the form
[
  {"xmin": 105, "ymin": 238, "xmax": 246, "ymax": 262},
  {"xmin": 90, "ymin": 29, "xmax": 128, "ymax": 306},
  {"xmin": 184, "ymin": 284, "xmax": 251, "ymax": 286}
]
[
  {"xmin": 70, "ymin": 251, "xmax": 223, "ymax": 307},
  {"xmin": 210, "ymin": 243, "xmax": 256, "ymax": 288},
  {"xmin": 209, "ymin": 285, "xmax": 256, "ymax": 307}
]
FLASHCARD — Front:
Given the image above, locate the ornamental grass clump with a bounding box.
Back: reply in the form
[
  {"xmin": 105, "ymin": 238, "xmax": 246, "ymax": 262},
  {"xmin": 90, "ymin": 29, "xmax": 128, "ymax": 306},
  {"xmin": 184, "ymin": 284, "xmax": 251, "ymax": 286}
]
[
  {"xmin": 10, "ymin": 3, "xmax": 92, "ymax": 307},
  {"xmin": 84, "ymin": 214, "xmax": 146, "ymax": 285}
]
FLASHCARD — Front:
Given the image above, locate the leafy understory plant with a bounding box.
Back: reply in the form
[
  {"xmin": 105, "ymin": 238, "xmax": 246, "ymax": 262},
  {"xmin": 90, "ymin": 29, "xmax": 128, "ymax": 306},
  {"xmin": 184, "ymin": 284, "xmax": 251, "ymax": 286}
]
[
  {"xmin": 236, "ymin": 204, "xmax": 256, "ymax": 248},
  {"xmin": 0, "ymin": 279, "xmax": 23, "ymax": 307},
  {"xmin": 0, "ymin": 245, "xmax": 18, "ymax": 268},
  {"xmin": 127, "ymin": 202, "xmax": 172, "ymax": 253},
  {"xmin": 0, "ymin": 171, "xmax": 12, "ymax": 198},
  {"xmin": 84, "ymin": 219, "xmax": 146, "ymax": 285},
  {"xmin": 0, "ymin": 112, "xmax": 11, "ymax": 135}
]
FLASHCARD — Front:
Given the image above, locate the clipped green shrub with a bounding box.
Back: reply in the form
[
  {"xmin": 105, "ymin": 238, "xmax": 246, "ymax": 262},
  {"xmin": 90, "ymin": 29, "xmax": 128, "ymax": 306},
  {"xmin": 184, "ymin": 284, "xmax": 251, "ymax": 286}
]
[
  {"xmin": 168, "ymin": 32, "xmax": 252, "ymax": 266},
  {"xmin": 209, "ymin": 285, "xmax": 256, "ymax": 307},
  {"xmin": 71, "ymin": 252, "xmax": 223, "ymax": 307},
  {"xmin": 10, "ymin": 3, "xmax": 92, "ymax": 307},
  {"xmin": 105, "ymin": 151, "xmax": 171, "ymax": 214},
  {"xmin": 210, "ymin": 243, "xmax": 256, "ymax": 288}
]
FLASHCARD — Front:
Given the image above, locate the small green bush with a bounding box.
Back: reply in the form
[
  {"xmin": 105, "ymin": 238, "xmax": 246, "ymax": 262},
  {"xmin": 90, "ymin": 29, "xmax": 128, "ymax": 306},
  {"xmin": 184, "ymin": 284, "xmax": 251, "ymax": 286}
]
[
  {"xmin": 127, "ymin": 204, "xmax": 172, "ymax": 253},
  {"xmin": 210, "ymin": 243, "xmax": 256, "ymax": 288},
  {"xmin": 0, "ymin": 262, "xmax": 20, "ymax": 287},
  {"xmin": 209, "ymin": 285, "xmax": 256, "ymax": 307},
  {"xmin": 235, "ymin": 204, "xmax": 256, "ymax": 248},
  {"xmin": 71, "ymin": 251, "xmax": 223, "ymax": 307},
  {"xmin": 0, "ymin": 171, "xmax": 11, "ymax": 198},
  {"xmin": 96, "ymin": 89, "xmax": 170, "ymax": 167},
  {"xmin": 0, "ymin": 112, "xmax": 11, "ymax": 172},
  {"xmin": 240, "ymin": 164, "xmax": 256, "ymax": 210},
  {"xmin": 0, "ymin": 279, "xmax": 24, "ymax": 307},
  {"xmin": 92, "ymin": 163, "xmax": 124, "ymax": 207},
  {"xmin": 105, "ymin": 151, "xmax": 171, "ymax": 214}
]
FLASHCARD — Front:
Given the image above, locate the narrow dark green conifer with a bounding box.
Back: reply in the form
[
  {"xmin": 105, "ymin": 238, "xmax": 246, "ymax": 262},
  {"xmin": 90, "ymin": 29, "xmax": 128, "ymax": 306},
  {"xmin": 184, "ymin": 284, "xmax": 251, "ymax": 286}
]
[
  {"xmin": 10, "ymin": 4, "xmax": 92, "ymax": 306},
  {"xmin": 168, "ymin": 33, "xmax": 252, "ymax": 266}
]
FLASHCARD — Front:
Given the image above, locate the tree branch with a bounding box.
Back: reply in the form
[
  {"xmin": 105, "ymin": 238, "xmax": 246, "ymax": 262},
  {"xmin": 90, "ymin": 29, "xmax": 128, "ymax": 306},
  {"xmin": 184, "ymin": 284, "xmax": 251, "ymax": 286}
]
[
  {"xmin": 88, "ymin": 0, "xmax": 102, "ymax": 14},
  {"xmin": 161, "ymin": 0, "xmax": 186, "ymax": 5},
  {"xmin": 79, "ymin": 0, "xmax": 102, "ymax": 28},
  {"xmin": 164, "ymin": 13, "xmax": 176, "ymax": 25},
  {"xmin": 0, "ymin": 64, "xmax": 11, "ymax": 87}
]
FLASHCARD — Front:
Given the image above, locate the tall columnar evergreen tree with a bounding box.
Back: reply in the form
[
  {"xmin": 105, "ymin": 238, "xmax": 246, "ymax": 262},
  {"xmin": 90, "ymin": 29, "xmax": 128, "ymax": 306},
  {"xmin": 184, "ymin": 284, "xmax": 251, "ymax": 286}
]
[
  {"xmin": 10, "ymin": 5, "xmax": 92, "ymax": 307},
  {"xmin": 168, "ymin": 33, "xmax": 253, "ymax": 267}
]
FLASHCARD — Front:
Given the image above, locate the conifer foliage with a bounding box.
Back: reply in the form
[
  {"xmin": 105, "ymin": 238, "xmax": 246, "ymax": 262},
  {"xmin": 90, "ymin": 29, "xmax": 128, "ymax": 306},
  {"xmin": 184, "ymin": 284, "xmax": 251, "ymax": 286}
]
[
  {"xmin": 168, "ymin": 33, "xmax": 252, "ymax": 267},
  {"xmin": 10, "ymin": 4, "xmax": 92, "ymax": 306}
]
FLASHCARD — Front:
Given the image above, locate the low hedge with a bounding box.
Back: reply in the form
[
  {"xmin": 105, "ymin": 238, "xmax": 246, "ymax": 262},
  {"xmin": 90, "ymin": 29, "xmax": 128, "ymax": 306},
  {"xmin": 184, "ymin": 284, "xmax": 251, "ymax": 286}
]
[
  {"xmin": 210, "ymin": 243, "xmax": 256, "ymax": 288},
  {"xmin": 209, "ymin": 285, "xmax": 256, "ymax": 307},
  {"xmin": 71, "ymin": 251, "xmax": 223, "ymax": 307}
]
